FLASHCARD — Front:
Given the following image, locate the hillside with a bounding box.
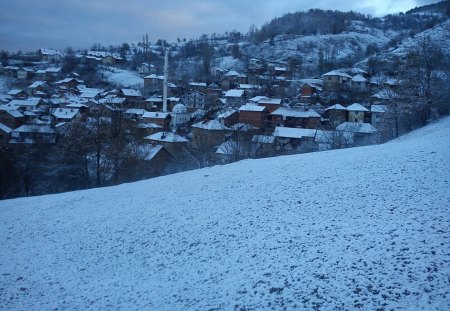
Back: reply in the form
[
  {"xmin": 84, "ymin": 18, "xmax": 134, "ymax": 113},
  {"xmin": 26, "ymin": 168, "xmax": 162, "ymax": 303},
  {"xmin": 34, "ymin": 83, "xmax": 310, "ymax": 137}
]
[{"xmin": 1, "ymin": 117, "xmax": 450, "ymax": 310}]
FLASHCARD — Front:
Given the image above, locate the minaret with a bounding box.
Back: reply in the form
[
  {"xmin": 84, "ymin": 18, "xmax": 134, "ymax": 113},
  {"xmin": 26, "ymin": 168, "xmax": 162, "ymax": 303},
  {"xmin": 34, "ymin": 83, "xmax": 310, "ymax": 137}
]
[{"xmin": 163, "ymin": 48, "xmax": 169, "ymax": 113}]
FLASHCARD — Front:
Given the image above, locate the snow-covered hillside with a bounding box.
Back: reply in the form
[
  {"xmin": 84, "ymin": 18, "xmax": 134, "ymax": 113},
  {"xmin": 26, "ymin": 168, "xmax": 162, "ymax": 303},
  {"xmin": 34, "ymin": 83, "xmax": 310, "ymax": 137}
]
[
  {"xmin": 99, "ymin": 66, "xmax": 144, "ymax": 89},
  {"xmin": 1, "ymin": 118, "xmax": 450, "ymax": 310}
]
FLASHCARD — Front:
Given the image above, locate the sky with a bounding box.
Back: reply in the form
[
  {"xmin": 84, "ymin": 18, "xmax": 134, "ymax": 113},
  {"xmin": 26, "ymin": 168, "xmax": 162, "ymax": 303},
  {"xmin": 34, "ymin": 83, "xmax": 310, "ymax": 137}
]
[{"xmin": 0, "ymin": 0, "xmax": 438, "ymax": 52}]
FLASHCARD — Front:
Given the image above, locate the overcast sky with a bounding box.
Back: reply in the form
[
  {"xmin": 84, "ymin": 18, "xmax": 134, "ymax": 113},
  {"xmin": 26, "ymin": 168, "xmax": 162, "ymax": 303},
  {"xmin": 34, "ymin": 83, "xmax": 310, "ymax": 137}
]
[{"xmin": 0, "ymin": 0, "xmax": 438, "ymax": 52}]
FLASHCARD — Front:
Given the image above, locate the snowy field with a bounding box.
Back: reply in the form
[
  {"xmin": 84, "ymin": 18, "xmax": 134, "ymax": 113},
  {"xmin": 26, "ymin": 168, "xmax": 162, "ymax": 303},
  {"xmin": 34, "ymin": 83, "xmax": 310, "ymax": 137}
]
[
  {"xmin": 99, "ymin": 67, "xmax": 144, "ymax": 89},
  {"xmin": 1, "ymin": 118, "xmax": 450, "ymax": 310}
]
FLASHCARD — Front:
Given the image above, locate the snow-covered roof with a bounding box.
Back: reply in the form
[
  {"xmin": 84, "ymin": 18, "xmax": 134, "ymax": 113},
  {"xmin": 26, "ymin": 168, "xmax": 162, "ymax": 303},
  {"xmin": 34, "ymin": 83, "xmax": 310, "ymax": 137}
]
[
  {"xmin": 238, "ymin": 84, "xmax": 258, "ymax": 90},
  {"xmin": 142, "ymin": 144, "xmax": 164, "ymax": 161},
  {"xmin": 325, "ymin": 104, "xmax": 347, "ymax": 111},
  {"xmin": 252, "ymin": 135, "xmax": 275, "ymax": 144},
  {"xmin": 0, "ymin": 122, "xmax": 12, "ymax": 133},
  {"xmin": 189, "ymin": 82, "xmax": 207, "ymax": 88},
  {"xmin": 322, "ymin": 70, "xmax": 352, "ymax": 79},
  {"xmin": 352, "ymin": 74, "xmax": 367, "ymax": 82},
  {"xmin": 40, "ymin": 48, "xmax": 62, "ymax": 56},
  {"xmin": 146, "ymin": 97, "xmax": 163, "ymax": 102},
  {"xmin": 239, "ymin": 104, "xmax": 266, "ymax": 112},
  {"xmin": 371, "ymin": 105, "xmax": 388, "ymax": 113},
  {"xmin": 372, "ymin": 89, "xmax": 397, "ymax": 100},
  {"xmin": 52, "ymin": 108, "xmax": 80, "ymax": 120},
  {"xmin": 225, "ymin": 89, "xmax": 244, "ymax": 98},
  {"xmin": 80, "ymin": 91, "xmax": 100, "ymax": 99},
  {"xmin": 172, "ymin": 103, "xmax": 187, "ymax": 113},
  {"xmin": 216, "ymin": 140, "xmax": 244, "ymax": 155},
  {"xmin": 28, "ymin": 81, "xmax": 47, "ymax": 88},
  {"xmin": 142, "ymin": 111, "xmax": 170, "ymax": 119},
  {"xmin": 217, "ymin": 110, "xmax": 237, "ymax": 119},
  {"xmin": 12, "ymin": 124, "xmax": 55, "ymax": 134},
  {"xmin": 125, "ymin": 108, "xmax": 146, "ymax": 115},
  {"xmin": 336, "ymin": 122, "xmax": 377, "ymax": 133},
  {"xmin": 135, "ymin": 122, "xmax": 162, "ymax": 129},
  {"xmin": 258, "ymin": 98, "xmax": 282, "ymax": 105},
  {"xmin": 273, "ymin": 127, "xmax": 316, "ymax": 138},
  {"xmin": 144, "ymin": 74, "xmax": 164, "ymax": 80},
  {"xmin": 225, "ymin": 70, "xmax": 240, "ymax": 77},
  {"xmin": 9, "ymin": 99, "xmax": 42, "ymax": 108},
  {"xmin": 192, "ymin": 119, "xmax": 229, "ymax": 131},
  {"xmin": 347, "ymin": 103, "xmax": 369, "ymax": 112},
  {"xmin": 230, "ymin": 123, "xmax": 259, "ymax": 131},
  {"xmin": 7, "ymin": 89, "xmax": 25, "ymax": 96},
  {"xmin": 66, "ymin": 103, "xmax": 88, "ymax": 109},
  {"xmin": 271, "ymin": 107, "xmax": 321, "ymax": 118},
  {"xmin": 144, "ymin": 132, "xmax": 188, "ymax": 143},
  {"xmin": 46, "ymin": 67, "xmax": 62, "ymax": 73},
  {"xmin": 121, "ymin": 89, "xmax": 142, "ymax": 97},
  {"xmin": 249, "ymin": 96, "xmax": 268, "ymax": 103}
]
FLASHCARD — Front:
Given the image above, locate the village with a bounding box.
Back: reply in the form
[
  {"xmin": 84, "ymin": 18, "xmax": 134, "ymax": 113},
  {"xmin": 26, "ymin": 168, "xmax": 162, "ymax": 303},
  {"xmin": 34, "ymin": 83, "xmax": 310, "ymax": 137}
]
[{"xmin": 0, "ymin": 45, "xmax": 406, "ymax": 195}]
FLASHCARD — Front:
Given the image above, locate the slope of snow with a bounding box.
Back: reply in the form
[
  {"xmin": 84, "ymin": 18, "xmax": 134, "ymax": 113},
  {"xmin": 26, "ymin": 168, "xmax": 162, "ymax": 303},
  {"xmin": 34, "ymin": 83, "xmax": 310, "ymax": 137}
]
[
  {"xmin": 99, "ymin": 66, "xmax": 144, "ymax": 89},
  {"xmin": 1, "ymin": 118, "xmax": 450, "ymax": 310}
]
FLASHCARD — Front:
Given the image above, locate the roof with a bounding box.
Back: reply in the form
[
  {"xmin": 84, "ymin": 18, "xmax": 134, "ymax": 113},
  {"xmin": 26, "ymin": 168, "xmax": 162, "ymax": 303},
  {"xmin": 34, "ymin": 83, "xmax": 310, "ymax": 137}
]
[
  {"xmin": 371, "ymin": 105, "xmax": 388, "ymax": 113},
  {"xmin": 80, "ymin": 91, "xmax": 100, "ymax": 99},
  {"xmin": 40, "ymin": 48, "xmax": 62, "ymax": 56},
  {"xmin": 7, "ymin": 89, "xmax": 25, "ymax": 96},
  {"xmin": 217, "ymin": 110, "xmax": 237, "ymax": 119},
  {"xmin": 144, "ymin": 74, "xmax": 164, "ymax": 80},
  {"xmin": 249, "ymin": 96, "xmax": 268, "ymax": 103},
  {"xmin": 142, "ymin": 111, "xmax": 170, "ymax": 119},
  {"xmin": 9, "ymin": 99, "xmax": 42, "ymax": 108},
  {"xmin": 271, "ymin": 107, "xmax": 321, "ymax": 118},
  {"xmin": 137, "ymin": 144, "xmax": 164, "ymax": 161},
  {"xmin": 28, "ymin": 81, "xmax": 47, "ymax": 88},
  {"xmin": 146, "ymin": 97, "xmax": 163, "ymax": 102},
  {"xmin": 372, "ymin": 89, "xmax": 397, "ymax": 100},
  {"xmin": 52, "ymin": 108, "xmax": 80, "ymax": 120},
  {"xmin": 322, "ymin": 70, "xmax": 352, "ymax": 79},
  {"xmin": 347, "ymin": 103, "xmax": 369, "ymax": 112},
  {"xmin": 273, "ymin": 127, "xmax": 316, "ymax": 138},
  {"xmin": 230, "ymin": 123, "xmax": 259, "ymax": 131},
  {"xmin": 189, "ymin": 82, "xmax": 207, "ymax": 87},
  {"xmin": 325, "ymin": 104, "xmax": 347, "ymax": 111},
  {"xmin": 172, "ymin": 103, "xmax": 187, "ymax": 113},
  {"xmin": 258, "ymin": 98, "xmax": 282, "ymax": 105},
  {"xmin": 121, "ymin": 89, "xmax": 142, "ymax": 97},
  {"xmin": 46, "ymin": 67, "xmax": 62, "ymax": 73},
  {"xmin": 125, "ymin": 108, "xmax": 146, "ymax": 115},
  {"xmin": 224, "ymin": 70, "xmax": 240, "ymax": 77},
  {"xmin": 135, "ymin": 122, "xmax": 162, "ymax": 129},
  {"xmin": 0, "ymin": 122, "xmax": 12, "ymax": 133},
  {"xmin": 12, "ymin": 124, "xmax": 55, "ymax": 134},
  {"xmin": 336, "ymin": 122, "xmax": 377, "ymax": 133},
  {"xmin": 239, "ymin": 104, "xmax": 266, "ymax": 112},
  {"xmin": 252, "ymin": 135, "xmax": 275, "ymax": 144},
  {"xmin": 352, "ymin": 74, "xmax": 367, "ymax": 82},
  {"xmin": 192, "ymin": 119, "xmax": 229, "ymax": 130},
  {"xmin": 225, "ymin": 89, "xmax": 244, "ymax": 98},
  {"xmin": 144, "ymin": 132, "xmax": 188, "ymax": 143},
  {"xmin": 216, "ymin": 140, "xmax": 246, "ymax": 155}
]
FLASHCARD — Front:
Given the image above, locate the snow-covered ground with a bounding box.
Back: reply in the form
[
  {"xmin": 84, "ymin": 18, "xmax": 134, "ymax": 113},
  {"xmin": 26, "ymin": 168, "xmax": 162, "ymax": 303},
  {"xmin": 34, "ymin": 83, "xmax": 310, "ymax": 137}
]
[
  {"xmin": 99, "ymin": 66, "xmax": 144, "ymax": 89},
  {"xmin": 1, "ymin": 117, "xmax": 450, "ymax": 310}
]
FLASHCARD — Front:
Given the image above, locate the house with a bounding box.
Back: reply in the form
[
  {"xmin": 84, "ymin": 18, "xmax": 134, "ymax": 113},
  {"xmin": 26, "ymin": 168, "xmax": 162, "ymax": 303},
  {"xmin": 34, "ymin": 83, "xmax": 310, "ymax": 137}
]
[
  {"xmin": 300, "ymin": 81, "xmax": 322, "ymax": 98},
  {"xmin": 7, "ymin": 89, "xmax": 28, "ymax": 99},
  {"xmin": 0, "ymin": 108, "xmax": 25, "ymax": 129},
  {"xmin": 371, "ymin": 89, "xmax": 397, "ymax": 105},
  {"xmin": 257, "ymin": 98, "xmax": 282, "ymax": 113},
  {"xmin": 137, "ymin": 63, "xmax": 156, "ymax": 75},
  {"xmin": 217, "ymin": 110, "xmax": 239, "ymax": 127},
  {"xmin": 322, "ymin": 70, "xmax": 352, "ymax": 92},
  {"xmin": 51, "ymin": 108, "xmax": 81, "ymax": 123},
  {"xmin": 0, "ymin": 122, "xmax": 12, "ymax": 144},
  {"xmin": 273, "ymin": 126, "xmax": 317, "ymax": 153},
  {"xmin": 8, "ymin": 99, "xmax": 44, "ymax": 113},
  {"xmin": 270, "ymin": 107, "xmax": 321, "ymax": 129},
  {"xmin": 238, "ymin": 104, "xmax": 268, "ymax": 129},
  {"xmin": 39, "ymin": 49, "xmax": 62, "ymax": 61},
  {"xmin": 346, "ymin": 103, "xmax": 369, "ymax": 123},
  {"xmin": 17, "ymin": 67, "xmax": 34, "ymax": 80},
  {"xmin": 28, "ymin": 81, "xmax": 49, "ymax": 96},
  {"xmin": 370, "ymin": 105, "xmax": 388, "ymax": 128},
  {"xmin": 225, "ymin": 89, "xmax": 245, "ymax": 107},
  {"xmin": 143, "ymin": 74, "xmax": 164, "ymax": 95},
  {"xmin": 181, "ymin": 90, "xmax": 206, "ymax": 111},
  {"xmin": 9, "ymin": 123, "xmax": 56, "ymax": 144},
  {"xmin": 46, "ymin": 67, "xmax": 62, "ymax": 79},
  {"xmin": 336, "ymin": 122, "xmax": 378, "ymax": 146},
  {"xmin": 119, "ymin": 89, "xmax": 143, "ymax": 106},
  {"xmin": 136, "ymin": 143, "xmax": 174, "ymax": 177},
  {"xmin": 188, "ymin": 82, "xmax": 208, "ymax": 92},
  {"xmin": 351, "ymin": 74, "xmax": 368, "ymax": 93},
  {"xmin": 124, "ymin": 108, "xmax": 146, "ymax": 120},
  {"xmin": 143, "ymin": 132, "xmax": 188, "ymax": 159},
  {"xmin": 3, "ymin": 66, "xmax": 19, "ymax": 77},
  {"xmin": 324, "ymin": 104, "xmax": 347, "ymax": 127},
  {"xmin": 102, "ymin": 55, "xmax": 122, "ymax": 65},
  {"xmin": 251, "ymin": 135, "xmax": 276, "ymax": 157},
  {"xmin": 191, "ymin": 119, "xmax": 230, "ymax": 149},
  {"xmin": 144, "ymin": 97, "xmax": 163, "ymax": 111},
  {"xmin": 55, "ymin": 78, "xmax": 83, "ymax": 90},
  {"xmin": 210, "ymin": 67, "xmax": 227, "ymax": 78},
  {"xmin": 142, "ymin": 111, "xmax": 172, "ymax": 131}
]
